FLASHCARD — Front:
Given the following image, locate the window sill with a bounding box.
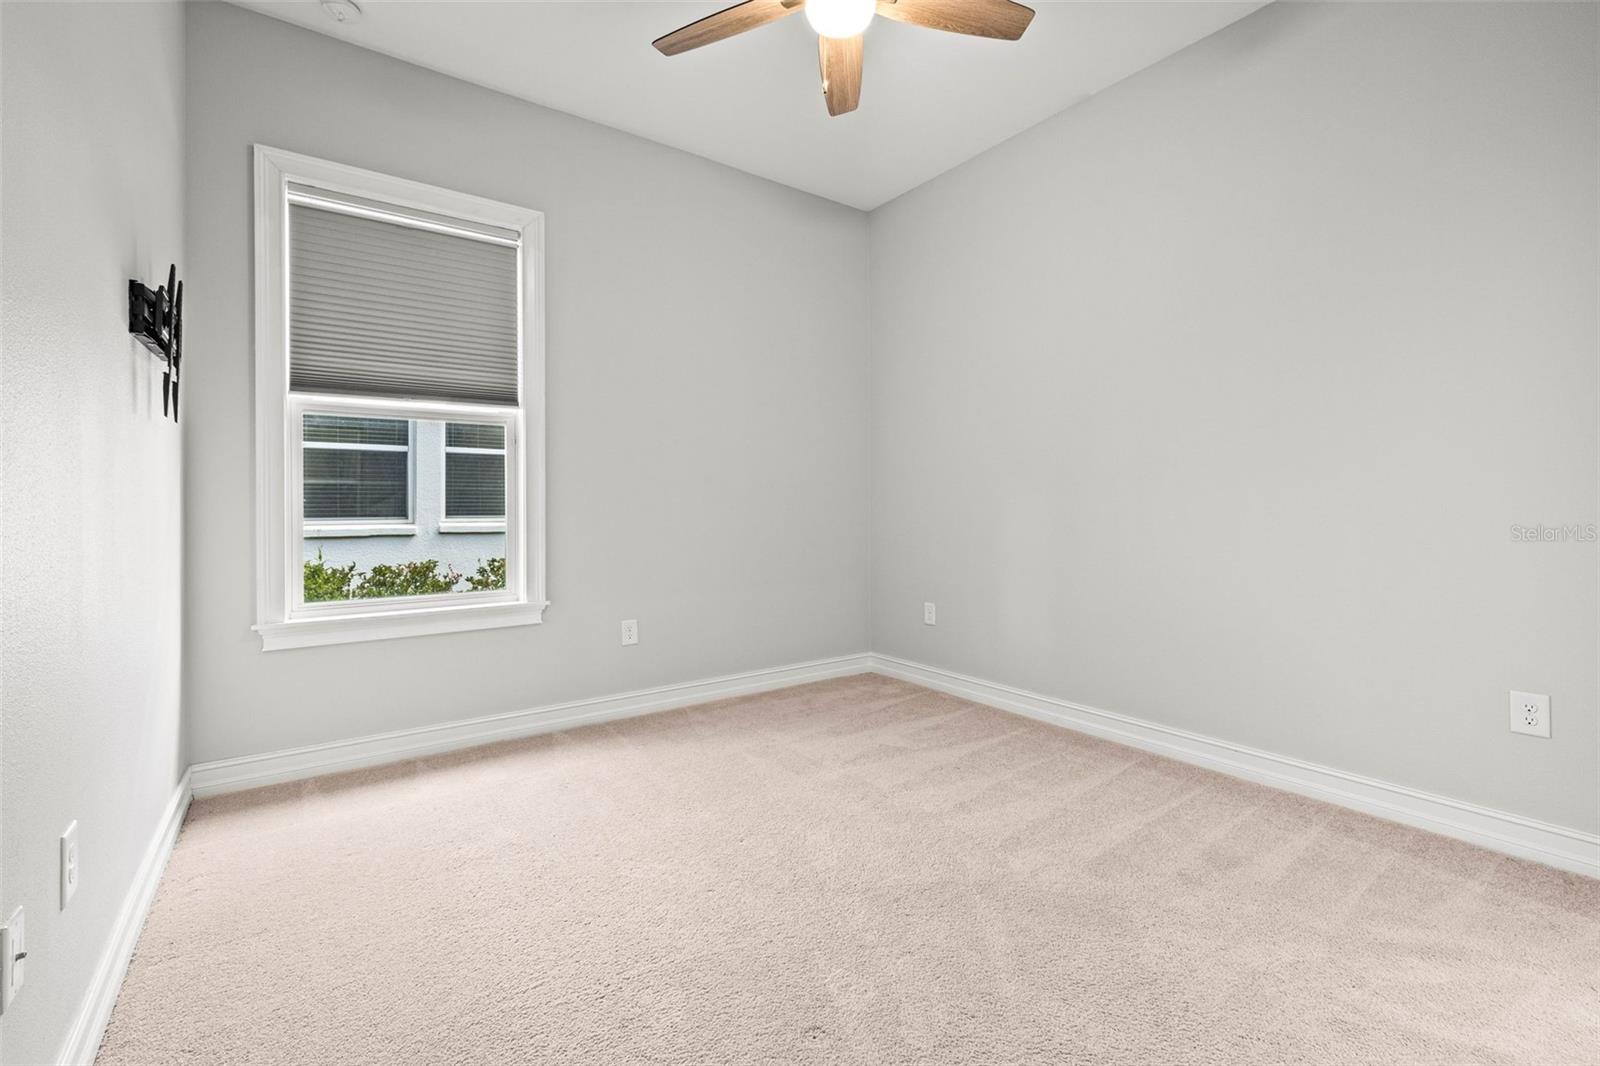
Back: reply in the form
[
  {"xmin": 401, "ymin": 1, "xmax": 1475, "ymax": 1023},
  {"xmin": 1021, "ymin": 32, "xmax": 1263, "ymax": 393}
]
[
  {"xmin": 254, "ymin": 599, "xmax": 546, "ymax": 651},
  {"xmin": 437, "ymin": 518, "xmax": 507, "ymax": 534},
  {"xmin": 304, "ymin": 524, "xmax": 418, "ymax": 538}
]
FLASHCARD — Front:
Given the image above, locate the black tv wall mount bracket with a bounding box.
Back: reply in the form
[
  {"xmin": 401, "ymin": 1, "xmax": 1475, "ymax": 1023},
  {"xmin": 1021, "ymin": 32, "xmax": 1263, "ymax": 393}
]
[{"xmin": 128, "ymin": 263, "xmax": 183, "ymax": 422}]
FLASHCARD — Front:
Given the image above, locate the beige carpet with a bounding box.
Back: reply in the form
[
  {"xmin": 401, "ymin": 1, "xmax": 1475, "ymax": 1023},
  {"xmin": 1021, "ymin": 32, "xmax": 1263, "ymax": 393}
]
[{"xmin": 99, "ymin": 675, "xmax": 1599, "ymax": 1065}]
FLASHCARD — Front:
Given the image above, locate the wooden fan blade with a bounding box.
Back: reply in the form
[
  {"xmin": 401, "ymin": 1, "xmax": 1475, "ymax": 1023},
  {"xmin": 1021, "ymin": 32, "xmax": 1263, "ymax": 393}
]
[
  {"xmin": 818, "ymin": 34, "xmax": 863, "ymax": 117},
  {"xmin": 875, "ymin": 0, "xmax": 1034, "ymax": 40},
  {"xmin": 653, "ymin": 0, "xmax": 801, "ymax": 56}
]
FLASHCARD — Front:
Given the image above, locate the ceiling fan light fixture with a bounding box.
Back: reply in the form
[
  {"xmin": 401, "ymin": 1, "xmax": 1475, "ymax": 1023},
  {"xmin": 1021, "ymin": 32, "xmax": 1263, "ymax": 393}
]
[
  {"xmin": 319, "ymin": 0, "xmax": 362, "ymax": 24},
  {"xmin": 651, "ymin": 0, "xmax": 1036, "ymax": 117},
  {"xmin": 803, "ymin": 0, "xmax": 875, "ymax": 39}
]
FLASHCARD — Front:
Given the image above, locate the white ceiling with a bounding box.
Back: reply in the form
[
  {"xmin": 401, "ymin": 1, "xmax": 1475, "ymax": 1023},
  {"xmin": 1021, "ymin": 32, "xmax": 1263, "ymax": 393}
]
[{"xmin": 233, "ymin": 0, "xmax": 1267, "ymax": 210}]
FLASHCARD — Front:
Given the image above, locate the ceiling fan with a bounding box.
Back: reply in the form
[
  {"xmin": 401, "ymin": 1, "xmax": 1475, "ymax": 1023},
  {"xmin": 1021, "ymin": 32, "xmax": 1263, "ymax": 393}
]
[{"xmin": 652, "ymin": 0, "xmax": 1036, "ymax": 117}]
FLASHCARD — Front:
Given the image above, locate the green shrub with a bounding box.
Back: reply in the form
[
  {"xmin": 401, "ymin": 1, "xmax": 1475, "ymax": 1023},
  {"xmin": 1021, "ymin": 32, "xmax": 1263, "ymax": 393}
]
[
  {"xmin": 303, "ymin": 553, "xmax": 499, "ymax": 601},
  {"xmin": 354, "ymin": 560, "xmax": 463, "ymax": 599},
  {"xmin": 304, "ymin": 551, "xmax": 357, "ymax": 602},
  {"xmin": 466, "ymin": 557, "xmax": 507, "ymax": 592}
]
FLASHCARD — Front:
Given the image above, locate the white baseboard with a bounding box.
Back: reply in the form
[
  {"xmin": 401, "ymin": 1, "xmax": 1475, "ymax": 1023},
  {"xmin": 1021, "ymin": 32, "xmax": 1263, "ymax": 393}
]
[
  {"xmin": 57, "ymin": 651, "xmax": 1594, "ymax": 1066},
  {"xmin": 870, "ymin": 654, "xmax": 1599, "ymax": 879},
  {"xmin": 190, "ymin": 653, "xmax": 874, "ymax": 798},
  {"xmin": 187, "ymin": 649, "xmax": 1597, "ymax": 876},
  {"xmin": 55, "ymin": 770, "xmax": 193, "ymax": 1066}
]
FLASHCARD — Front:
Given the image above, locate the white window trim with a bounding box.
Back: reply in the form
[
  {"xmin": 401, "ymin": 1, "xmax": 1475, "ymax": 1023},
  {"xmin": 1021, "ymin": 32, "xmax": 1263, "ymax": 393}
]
[
  {"xmin": 438, "ymin": 518, "xmax": 507, "ymax": 535},
  {"xmin": 252, "ymin": 145, "xmax": 547, "ymax": 652},
  {"xmin": 305, "ymin": 524, "xmax": 421, "ymax": 539}
]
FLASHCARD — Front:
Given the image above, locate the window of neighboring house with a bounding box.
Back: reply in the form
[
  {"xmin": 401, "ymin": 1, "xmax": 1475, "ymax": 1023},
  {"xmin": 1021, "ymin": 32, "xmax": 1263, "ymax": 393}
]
[
  {"xmin": 253, "ymin": 146, "xmax": 545, "ymax": 651},
  {"xmin": 441, "ymin": 422, "xmax": 507, "ymax": 532},
  {"xmin": 302, "ymin": 415, "xmax": 415, "ymax": 535}
]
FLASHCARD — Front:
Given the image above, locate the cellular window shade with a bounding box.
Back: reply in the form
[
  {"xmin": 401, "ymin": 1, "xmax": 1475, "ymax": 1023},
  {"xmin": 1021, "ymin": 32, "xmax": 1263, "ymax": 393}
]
[{"xmin": 289, "ymin": 201, "xmax": 520, "ymax": 405}]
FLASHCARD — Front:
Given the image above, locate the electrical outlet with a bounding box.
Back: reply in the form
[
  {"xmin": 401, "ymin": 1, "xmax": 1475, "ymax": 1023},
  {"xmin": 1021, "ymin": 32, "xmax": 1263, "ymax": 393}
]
[
  {"xmin": 1509, "ymin": 691, "xmax": 1550, "ymax": 738},
  {"xmin": 620, "ymin": 619, "xmax": 638, "ymax": 646},
  {"xmin": 923, "ymin": 602, "xmax": 936, "ymax": 626},
  {"xmin": 61, "ymin": 821, "xmax": 80, "ymax": 909},
  {"xmin": 1, "ymin": 906, "xmax": 25, "ymax": 1015}
]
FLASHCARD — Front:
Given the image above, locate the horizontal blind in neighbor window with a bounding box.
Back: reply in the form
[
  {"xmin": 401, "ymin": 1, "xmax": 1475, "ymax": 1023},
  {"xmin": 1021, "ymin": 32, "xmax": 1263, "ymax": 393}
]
[
  {"xmin": 445, "ymin": 452, "xmax": 506, "ymax": 518},
  {"xmin": 304, "ymin": 449, "xmax": 409, "ymax": 520},
  {"xmin": 289, "ymin": 202, "xmax": 520, "ymax": 405},
  {"xmin": 304, "ymin": 414, "xmax": 409, "ymax": 447}
]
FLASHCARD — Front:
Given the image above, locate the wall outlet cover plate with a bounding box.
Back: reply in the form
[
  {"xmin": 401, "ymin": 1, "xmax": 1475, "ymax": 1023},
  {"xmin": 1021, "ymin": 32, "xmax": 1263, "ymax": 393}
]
[{"xmin": 1509, "ymin": 690, "xmax": 1551, "ymax": 738}]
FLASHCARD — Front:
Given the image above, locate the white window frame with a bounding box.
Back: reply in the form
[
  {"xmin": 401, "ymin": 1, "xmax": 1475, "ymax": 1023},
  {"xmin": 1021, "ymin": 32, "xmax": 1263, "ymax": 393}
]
[
  {"xmin": 440, "ymin": 422, "xmax": 509, "ymax": 534},
  {"xmin": 252, "ymin": 145, "xmax": 546, "ymax": 651},
  {"xmin": 302, "ymin": 416, "xmax": 418, "ymax": 539}
]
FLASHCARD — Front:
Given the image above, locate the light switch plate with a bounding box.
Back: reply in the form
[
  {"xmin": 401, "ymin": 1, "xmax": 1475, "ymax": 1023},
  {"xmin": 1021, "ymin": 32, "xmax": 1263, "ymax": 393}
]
[
  {"xmin": 1, "ymin": 905, "xmax": 24, "ymax": 1015},
  {"xmin": 61, "ymin": 820, "xmax": 80, "ymax": 909}
]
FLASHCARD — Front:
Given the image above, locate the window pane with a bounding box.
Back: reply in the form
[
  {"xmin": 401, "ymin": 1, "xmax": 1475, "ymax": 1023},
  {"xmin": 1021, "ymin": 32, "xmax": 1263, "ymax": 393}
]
[
  {"xmin": 445, "ymin": 452, "xmax": 506, "ymax": 518},
  {"xmin": 303, "ymin": 416, "xmax": 507, "ymax": 603},
  {"xmin": 445, "ymin": 422, "xmax": 506, "ymax": 450},
  {"xmin": 305, "ymin": 414, "xmax": 408, "ymax": 447},
  {"xmin": 304, "ymin": 447, "xmax": 408, "ymax": 520}
]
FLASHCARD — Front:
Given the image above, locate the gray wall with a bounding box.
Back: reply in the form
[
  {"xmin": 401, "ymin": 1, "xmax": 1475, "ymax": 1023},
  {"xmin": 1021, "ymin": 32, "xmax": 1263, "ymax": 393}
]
[
  {"xmin": 0, "ymin": 4, "xmax": 187, "ymax": 1063},
  {"xmin": 184, "ymin": 3, "xmax": 871, "ymax": 764},
  {"xmin": 868, "ymin": 1, "xmax": 1598, "ymax": 832}
]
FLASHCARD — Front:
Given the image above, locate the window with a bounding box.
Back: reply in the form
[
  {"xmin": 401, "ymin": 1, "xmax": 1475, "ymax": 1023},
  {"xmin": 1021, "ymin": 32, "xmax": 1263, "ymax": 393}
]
[
  {"xmin": 302, "ymin": 416, "xmax": 414, "ymax": 534},
  {"xmin": 441, "ymin": 422, "xmax": 507, "ymax": 532},
  {"xmin": 253, "ymin": 146, "xmax": 545, "ymax": 651}
]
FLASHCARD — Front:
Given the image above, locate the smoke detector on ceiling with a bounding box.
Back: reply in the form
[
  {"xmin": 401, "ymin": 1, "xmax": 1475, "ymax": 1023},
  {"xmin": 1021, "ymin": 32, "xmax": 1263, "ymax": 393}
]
[{"xmin": 320, "ymin": 0, "xmax": 362, "ymax": 24}]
